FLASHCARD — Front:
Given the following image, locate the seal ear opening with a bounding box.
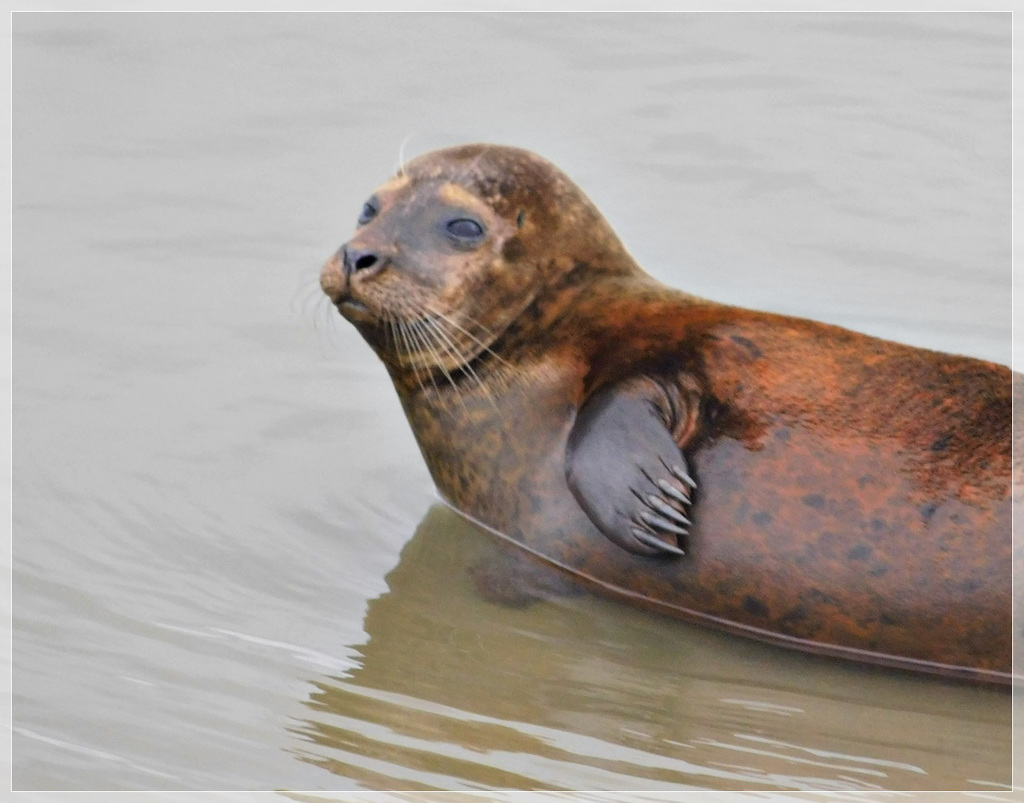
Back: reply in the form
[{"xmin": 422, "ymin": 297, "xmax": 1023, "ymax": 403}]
[{"xmin": 517, "ymin": 210, "xmax": 526, "ymax": 228}]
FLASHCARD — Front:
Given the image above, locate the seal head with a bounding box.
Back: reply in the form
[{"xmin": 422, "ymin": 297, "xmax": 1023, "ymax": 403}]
[{"xmin": 320, "ymin": 144, "xmax": 634, "ymax": 382}]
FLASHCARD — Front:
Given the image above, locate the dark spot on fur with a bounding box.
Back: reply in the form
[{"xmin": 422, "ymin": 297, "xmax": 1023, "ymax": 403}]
[
  {"xmin": 743, "ymin": 595, "xmax": 768, "ymax": 617},
  {"xmin": 802, "ymin": 493, "xmax": 825, "ymax": 510},
  {"xmin": 735, "ymin": 499, "xmax": 750, "ymax": 523},
  {"xmin": 776, "ymin": 428, "xmax": 791, "ymax": 442},
  {"xmin": 803, "ymin": 588, "xmax": 840, "ymax": 607},
  {"xmin": 871, "ymin": 517, "xmax": 886, "ymax": 532},
  {"xmin": 869, "ymin": 564, "xmax": 888, "ymax": 577},
  {"xmin": 921, "ymin": 502, "xmax": 938, "ymax": 522},
  {"xmin": 848, "ymin": 544, "xmax": 872, "ymax": 561},
  {"xmin": 550, "ymin": 261, "xmax": 591, "ymax": 292},
  {"xmin": 669, "ymin": 575, "xmax": 689, "ymax": 592},
  {"xmin": 502, "ymin": 237, "xmax": 526, "ymax": 261},
  {"xmin": 701, "ymin": 397, "xmax": 732, "ymax": 434},
  {"xmin": 516, "ymin": 210, "xmax": 526, "ymax": 228},
  {"xmin": 930, "ymin": 433, "xmax": 952, "ymax": 452},
  {"xmin": 857, "ymin": 474, "xmax": 875, "ymax": 489},
  {"xmin": 779, "ymin": 604, "xmax": 808, "ymax": 624},
  {"xmin": 730, "ymin": 335, "xmax": 763, "ymax": 359},
  {"xmin": 960, "ymin": 577, "xmax": 982, "ymax": 593},
  {"xmin": 752, "ymin": 511, "xmax": 772, "ymax": 527},
  {"xmin": 880, "ymin": 613, "xmax": 897, "ymax": 626}
]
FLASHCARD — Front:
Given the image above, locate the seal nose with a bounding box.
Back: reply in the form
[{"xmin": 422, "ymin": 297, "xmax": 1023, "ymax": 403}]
[{"xmin": 342, "ymin": 245, "xmax": 381, "ymax": 275}]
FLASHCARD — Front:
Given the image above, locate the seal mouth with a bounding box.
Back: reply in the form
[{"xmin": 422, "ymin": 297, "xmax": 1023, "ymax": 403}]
[
  {"xmin": 337, "ymin": 298, "xmax": 367, "ymax": 312},
  {"xmin": 335, "ymin": 296, "xmax": 376, "ymax": 324}
]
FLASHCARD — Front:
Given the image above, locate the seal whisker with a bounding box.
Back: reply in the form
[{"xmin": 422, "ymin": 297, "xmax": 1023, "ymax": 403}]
[
  {"xmin": 297, "ymin": 282, "xmax": 333, "ymax": 329},
  {"xmin": 304, "ymin": 294, "xmax": 341, "ymax": 358},
  {"xmin": 419, "ymin": 316, "xmax": 469, "ymax": 377},
  {"xmin": 305, "ymin": 290, "xmax": 324, "ymax": 328},
  {"xmin": 386, "ymin": 313, "xmax": 401, "ymax": 359},
  {"xmin": 293, "ymin": 265, "xmax": 325, "ymax": 297},
  {"xmin": 422, "ymin": 315, "xmax": 477, "ymax": 379},
  {"xmin": 423, "ymin": 315, "xmax": 501, "ymax": 414},
  {"xmin": 385, "ymin": 313, "xmax": 403, "ymax": 367},
  {"xmin": 426, "ymin": 312, "xmax": 476, "ymax": 359},
  {"xmin": 410, "ymin": 317, "xmax": 481, "ymax": 421},
  {"xmin": 449, "ymin": 308, "xmax": 499, "ymax": 340},
  {"xmin": 407, "ymin": 320, "xmax": 438, "ymax": 394},
  {"xmin": 318, "ymin": 296, "xmax": 335, "ymax": 335},
  {"xmin": 395, "ymin": 316, "xmax": 427, "ymax": 394},
  {"xmin": 403, "ymin": 317, "xmax": 442, "ymax": 394},
  {"xmin": 415, "ymin": 317, "xmax": 472, "ymax": 404},
  {"xmin": 396, "ymin": 133, "xmax": 416, "ymax": 178},
  {"xmin": 291, "ymin": 280, "xmax": 321, "ymax": 318},
  {"xmin": 317, "ymin": 295, "xmax": 348, "ymax": 351},
  {"xmin": 408, "ymin": 317, "xmax": 451, "ymax": 396},
  {"xmin": 426, "ymin": 305, "xmax": 512, "ymax": 368}
]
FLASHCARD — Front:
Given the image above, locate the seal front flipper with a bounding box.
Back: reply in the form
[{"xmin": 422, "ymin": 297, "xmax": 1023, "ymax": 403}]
[{"xmin": 565, "ymin": 375, "xmax": 700, "ymax": 557}]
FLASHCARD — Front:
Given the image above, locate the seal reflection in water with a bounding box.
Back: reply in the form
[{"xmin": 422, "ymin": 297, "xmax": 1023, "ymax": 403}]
[{"xmin": 321, "ymin": 144, "xmax": 1013, "ymax": 684}]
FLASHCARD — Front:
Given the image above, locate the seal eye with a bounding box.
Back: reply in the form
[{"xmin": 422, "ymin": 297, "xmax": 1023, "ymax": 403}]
[
  {"xmin": 358, "ymin": 201, "xmax": 378, "ymax": 225},
  {"xmin": 446, "ymin": 218, "xmax": 484, "ymax": 241}
]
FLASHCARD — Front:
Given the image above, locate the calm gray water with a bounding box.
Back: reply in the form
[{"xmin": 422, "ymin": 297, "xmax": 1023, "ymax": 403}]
[{"xmin": 12, "ymin": 11, "xmax": 1015, "ymax": 797}]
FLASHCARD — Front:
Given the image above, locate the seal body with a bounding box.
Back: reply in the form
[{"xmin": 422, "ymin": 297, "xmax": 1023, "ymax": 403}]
[{"xmin": 321, "ymin": 144, "xmax": 1013, "ymax": 683}]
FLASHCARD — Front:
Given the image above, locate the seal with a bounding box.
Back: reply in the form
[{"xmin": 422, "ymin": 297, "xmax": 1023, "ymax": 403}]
[{"xmin": 321, "ymin": 143, "xmax": 1013, "ymax": 683}]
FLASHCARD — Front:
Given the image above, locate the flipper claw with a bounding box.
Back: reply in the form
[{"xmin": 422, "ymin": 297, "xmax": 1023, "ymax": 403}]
[
  {"xmin": 646, "ymin": 494, "xmax": 692, "ymax": 526},
  {"xmin": 671, "ymin": 464, "xmax": 697, "ymax": 489},
  {"xmin": 657, "ymin": 478, "xmax": 691, "ymax": 506},
  {"xmin": 630, "ymin": 527, "xmax": 685, "ymax": 556},
  {"xmin": 640, "ymin": 510, "xmax": 689, "ymax": 537}
]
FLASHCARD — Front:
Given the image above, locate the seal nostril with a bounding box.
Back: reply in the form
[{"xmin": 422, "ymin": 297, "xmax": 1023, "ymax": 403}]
[
  {"xmin": 342, "ymin": 246, "xmax": 381, "ymax": 274},
  {"xmin": 354, "ymin": 254, "xmax": 378, "ymax": 271}
]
